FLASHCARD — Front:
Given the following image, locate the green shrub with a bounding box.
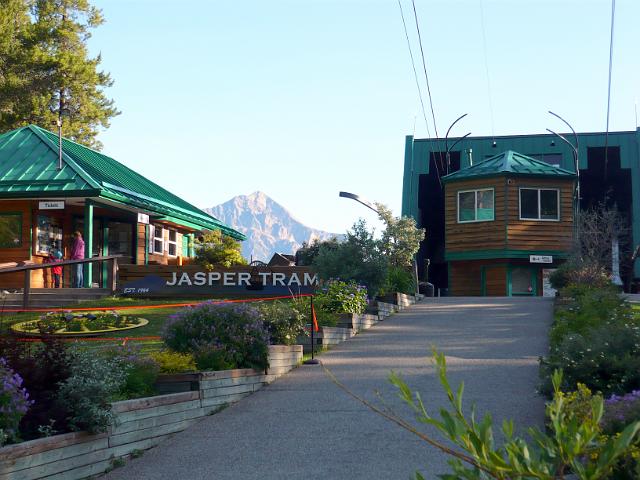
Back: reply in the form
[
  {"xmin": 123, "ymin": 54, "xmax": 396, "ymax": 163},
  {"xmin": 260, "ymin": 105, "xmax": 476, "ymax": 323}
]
[
  {"xmin": 57, "ymin": 348, "xmax": 128, "ymax": 433},
  {"xmin": 102, "ymin": 345, "xmax": 160, "ymax": 399},
  {"xmin": 121, "ymin": 356, "xmax": 159, "ymax": 399},
  {"xmin": 314, "ymin": 280, "xmax": 367, "ymax": 314},
  {"xmin": 390, "ymin": 351, "xmax": 640, "ymax": 480},
  {"xmin": 259, "ymin": 300, "xmax": 306, "ymax": 345},
  {"xmin": 193, "ymin": 348, "xmax": 235, "ymax": 371},
  {"xmin": 150, "ymin": 350, "xmax": 197, "ymax": 373},
  {"xmin": 556, "ymin": 384, "xmax": 640, "ymax": 479},
  {"xmin": 549, "ymin": 283, "xmax": 633, "ymax": 348},
  {"xmin": 312, "ymin": 220, "xmax": 388, "ymax": 296},
  {"xmin": 540, "ymin": 322, "xmax": 640, "ymax": 397},
  {"xmin": 382, "ymin": 266, "xmax": 415, "ymax": 295},
  {"xmin": 163, "ymin": 302, "xmax": 270, "ymax": 371}
]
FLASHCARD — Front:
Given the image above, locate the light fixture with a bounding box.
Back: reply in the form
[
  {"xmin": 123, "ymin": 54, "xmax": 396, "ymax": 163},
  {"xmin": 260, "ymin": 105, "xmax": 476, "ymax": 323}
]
[{"xmin": 492, "ymin": 141, "xmax": 497, "ymax": 148}]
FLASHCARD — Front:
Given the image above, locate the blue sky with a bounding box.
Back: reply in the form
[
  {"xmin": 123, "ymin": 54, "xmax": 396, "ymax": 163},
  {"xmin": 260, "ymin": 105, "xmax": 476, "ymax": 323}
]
[{"xmin": 89, "ymin": 0, "xmax": 639, "ymax": 234}]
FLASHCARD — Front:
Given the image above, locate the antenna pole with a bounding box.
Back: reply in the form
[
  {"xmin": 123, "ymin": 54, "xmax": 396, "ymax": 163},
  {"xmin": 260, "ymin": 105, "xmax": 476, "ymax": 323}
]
[{"xmin": 57, "ymin": 116, "xmax": 62, "ymax": 171}]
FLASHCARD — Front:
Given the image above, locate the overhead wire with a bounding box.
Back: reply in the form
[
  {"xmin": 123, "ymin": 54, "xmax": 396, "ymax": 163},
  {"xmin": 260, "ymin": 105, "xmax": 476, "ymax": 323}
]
[
  {"xmin": 396, "ymin": 0, "xmax": 443, "ymax": 185},
  {"xmin": 604, "ymin": 0, "xmax": 616, "ymax": 174},
  {"xmin": 397, "ymin": 0, "xmax": 432, "ymax": 140},
  {"xmin": 410, "ymin": 0, "xmax": 446, "ymax": 183}
]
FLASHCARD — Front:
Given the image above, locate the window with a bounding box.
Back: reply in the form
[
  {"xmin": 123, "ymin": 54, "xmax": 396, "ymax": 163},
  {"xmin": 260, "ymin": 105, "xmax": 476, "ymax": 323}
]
[
  {"xmin": 519, "ymin": 188, "xmax": 559, "ymax": 221},
  {"xmin": 0, "ymin": 213, "xmax": 22, "ymax": 248},
  {"xmin": 149, "ymin": 225, "xmax": 165, "ymax": 254},
  {"xmin": 36, "ymin": 215, "xmax": 62, "ymax": 254},
  {"xmin": 457, "ymin": 188, "xmax": 494, "ymax": 223},
  {"xmin": 168, "ymin": 229, "xmax": 178, "ymax": 257}
]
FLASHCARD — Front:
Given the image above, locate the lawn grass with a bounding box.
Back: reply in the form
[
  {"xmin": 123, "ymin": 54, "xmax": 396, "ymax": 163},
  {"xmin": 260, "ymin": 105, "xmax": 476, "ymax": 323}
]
[
  {"xmin": 0, "ymin": 296, "xmax": 301, "ymax": 351},
  {"xmin": 0, "ymin": 297, "xmax": 226, "ymax": 346}
]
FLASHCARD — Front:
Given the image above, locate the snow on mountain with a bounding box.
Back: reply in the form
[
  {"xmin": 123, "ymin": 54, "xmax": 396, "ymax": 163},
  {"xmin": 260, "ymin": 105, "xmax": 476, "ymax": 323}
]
[{"xmin": 204, "ymin": 192, "xmax": 339, "ymax": 262}]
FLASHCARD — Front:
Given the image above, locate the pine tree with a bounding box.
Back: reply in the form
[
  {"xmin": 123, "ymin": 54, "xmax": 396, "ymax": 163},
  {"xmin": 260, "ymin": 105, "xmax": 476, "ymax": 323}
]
[
  {"xmin": 0, "ymin": 0, "xmax": 39, "ymax": 126},
  {"xmin": 0, "ymin": 0, "xmax": 118, "ymax": 149}
]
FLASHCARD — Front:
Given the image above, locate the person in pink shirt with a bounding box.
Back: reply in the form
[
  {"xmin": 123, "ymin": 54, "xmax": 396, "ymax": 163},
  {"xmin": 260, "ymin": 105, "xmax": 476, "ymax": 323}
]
[{"xmin": 70, "ymin": 231, "xmax": 85, "ymax": 288}]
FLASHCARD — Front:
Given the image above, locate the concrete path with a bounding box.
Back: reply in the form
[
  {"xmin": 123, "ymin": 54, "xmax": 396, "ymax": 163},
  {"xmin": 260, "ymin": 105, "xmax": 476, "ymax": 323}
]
[{"xmin": 104, "ymin": 297, "xmax": 552, "ymax": 480}]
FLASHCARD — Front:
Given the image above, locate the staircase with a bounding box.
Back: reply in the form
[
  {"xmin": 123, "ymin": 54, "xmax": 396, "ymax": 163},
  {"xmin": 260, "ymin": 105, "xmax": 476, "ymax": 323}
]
[{"xmin": 0, "ymin": 288, "xmax": 112, "ymax": 310}]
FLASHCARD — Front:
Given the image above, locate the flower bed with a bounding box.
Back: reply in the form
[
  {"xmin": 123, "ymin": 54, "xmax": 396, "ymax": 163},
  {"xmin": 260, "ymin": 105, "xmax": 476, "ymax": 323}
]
[
  {"xmin": 0, "ymin": 345, "xmax": 302, "ymax": 480},
  {"xmin": 11, "ymin": 311, "xmax": 148, "ymax": 337}
]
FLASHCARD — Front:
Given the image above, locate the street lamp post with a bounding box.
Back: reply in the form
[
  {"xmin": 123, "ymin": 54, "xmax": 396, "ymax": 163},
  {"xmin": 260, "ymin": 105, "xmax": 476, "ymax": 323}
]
[
  {"xmin": 444, "ymin": 114, "xmax": 471, "ymax": 175},
  {"xmin": 546, "ymin": 111, "xmax": 580, "ymax": 247}
]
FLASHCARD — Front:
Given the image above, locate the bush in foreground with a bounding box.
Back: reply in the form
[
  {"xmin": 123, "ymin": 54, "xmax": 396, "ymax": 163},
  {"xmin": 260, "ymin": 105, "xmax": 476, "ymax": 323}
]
[
  {"xmin": 389, "ymin": 352, "xmax": 640, "ymax": 479},
  {"xmin": 540, "ymin": 322, "xmax": 640, "ymax": 397},
  {"xmin": 56, "ymin": 348, "xmax": 128, "ymax": 433},
  {"xmin": 163, "ymin": 302, "xmax": 270, "ymax": 371},
  {"xmin": 0, "ymin": 358, "xmax": 32, "ymax": 446}
]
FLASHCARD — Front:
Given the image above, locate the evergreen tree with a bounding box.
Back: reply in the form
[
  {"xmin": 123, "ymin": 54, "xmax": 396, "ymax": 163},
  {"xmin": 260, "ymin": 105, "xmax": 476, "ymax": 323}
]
[
  {"xmin": 0, "ymin": 0, "xmax": 38, "ymax": 125},
  {"xmin": 0, "ymin": 0, "xmax": 118, "ymax": 149}
]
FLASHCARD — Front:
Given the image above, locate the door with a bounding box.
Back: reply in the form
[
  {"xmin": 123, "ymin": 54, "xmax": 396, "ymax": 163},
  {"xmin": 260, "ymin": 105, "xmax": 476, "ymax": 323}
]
[
  {"xmin": 509, "ymin": 266, "xmax": 537, "ymax": 296},
  {"xmin": 107, "ymin": 221, "xmax": 134, "ymax": 264},
  {"xmin": 482, "ymin": 266, "xmax": 507, "ymax": 296}
]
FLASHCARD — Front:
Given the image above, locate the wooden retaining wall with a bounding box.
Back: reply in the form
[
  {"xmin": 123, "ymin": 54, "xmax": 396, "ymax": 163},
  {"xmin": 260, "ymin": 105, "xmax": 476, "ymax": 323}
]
[
  {"xmin": 336, "ymin": 313, "xmax": 379, "ymax": 330},
  {"xmin": 0, "ymin": 345, "xmax": 302, "ymax": 480}
]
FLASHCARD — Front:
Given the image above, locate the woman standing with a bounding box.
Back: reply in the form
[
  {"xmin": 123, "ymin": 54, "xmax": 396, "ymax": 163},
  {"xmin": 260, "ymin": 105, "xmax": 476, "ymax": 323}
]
[{"xmin": 70, "ymin": 231, "xmax": 85, "ymax": 288}]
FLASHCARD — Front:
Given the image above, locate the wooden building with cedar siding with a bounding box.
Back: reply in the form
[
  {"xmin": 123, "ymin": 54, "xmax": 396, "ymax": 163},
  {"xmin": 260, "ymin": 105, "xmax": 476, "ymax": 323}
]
[
  {"xmin": 442, "ymin": 151, "xmax": 576, "ymax": 296},
  {"xmin": 0, "ymin": 125, "xmax": 244, "ymax": 289}
]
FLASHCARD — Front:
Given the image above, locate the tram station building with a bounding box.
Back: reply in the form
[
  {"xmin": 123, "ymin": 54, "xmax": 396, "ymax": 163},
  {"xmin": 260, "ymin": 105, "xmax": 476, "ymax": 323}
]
[{"xmin": 0, "ymin": 125, "xmax": 244, "ymax": 289}]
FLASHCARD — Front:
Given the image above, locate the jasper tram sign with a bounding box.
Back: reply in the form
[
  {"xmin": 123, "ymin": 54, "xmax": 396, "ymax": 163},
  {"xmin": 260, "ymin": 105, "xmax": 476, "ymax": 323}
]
[{"xmin": 118, "ymin": 264, "xmax": 318, "ymax": 297}]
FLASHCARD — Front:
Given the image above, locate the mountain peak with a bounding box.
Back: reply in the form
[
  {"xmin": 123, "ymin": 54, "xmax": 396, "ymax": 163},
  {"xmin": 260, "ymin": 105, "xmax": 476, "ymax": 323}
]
[{"xmin": 204, "ymin": 193, "xmax": 339, "ymax": 262}]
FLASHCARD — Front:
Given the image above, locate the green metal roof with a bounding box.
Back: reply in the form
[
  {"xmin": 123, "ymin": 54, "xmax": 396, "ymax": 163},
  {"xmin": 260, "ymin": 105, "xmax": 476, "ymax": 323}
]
[
  {"xmin": 442, "ymin": 150, "xmax": 576, "ymax": 183},
  {"xmin": 0, "ymin": 125, "xmax": 245, "ymax": 240}
]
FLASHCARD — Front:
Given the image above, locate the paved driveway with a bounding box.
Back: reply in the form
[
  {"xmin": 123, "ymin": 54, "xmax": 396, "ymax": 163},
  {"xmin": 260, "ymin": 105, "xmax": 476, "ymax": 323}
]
[{"xmin": 104, "ymin": 297, "xmax": 553, "ymax": 479}]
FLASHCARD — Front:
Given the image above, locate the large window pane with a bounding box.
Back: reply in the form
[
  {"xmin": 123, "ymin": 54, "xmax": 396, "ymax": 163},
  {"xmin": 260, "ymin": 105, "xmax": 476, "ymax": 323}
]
[
  {"xmin": 540, "ymin": 190, "xmax": 559, "ymax": 220},
  {"xmin": 476, "ymin": 190, "xmax": 494, "ymax": 220},
  {"xmin": 458, "ymin": 191, "xmax": 475, "ymax": 222},
  {"xmin": 520, "ymin": 189, "xmax": 538, "ymax": 219},
  {"xmin": 0, "ymin": 214, "xmax": 22, "ymax": 248},
  {"xmin": 37, "ymin": 215, "xmax": 62, "ymax": 254}
]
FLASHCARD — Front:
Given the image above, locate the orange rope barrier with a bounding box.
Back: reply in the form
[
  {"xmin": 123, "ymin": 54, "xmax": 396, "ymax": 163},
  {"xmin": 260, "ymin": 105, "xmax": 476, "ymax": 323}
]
[
  {"xmin": 0, "ymin": 293, "xmax": 314, "ymax": 314},
  {"xmin": 13, "ymin": 336, "xmax": 162, "ymax": 343}
]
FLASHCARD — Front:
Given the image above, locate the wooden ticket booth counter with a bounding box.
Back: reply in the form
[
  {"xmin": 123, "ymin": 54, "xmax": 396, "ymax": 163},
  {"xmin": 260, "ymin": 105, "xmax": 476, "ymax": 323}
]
[
  {"xmin": 442, "ymin": 151, "xmax": 576, "ymax": 296},
  {"xmin": 0, "ymin": 125, "xmax": 244, "ymax": 289}
]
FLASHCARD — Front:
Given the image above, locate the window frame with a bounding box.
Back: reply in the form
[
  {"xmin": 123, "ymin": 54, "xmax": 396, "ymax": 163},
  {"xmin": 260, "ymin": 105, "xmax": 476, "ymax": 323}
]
[
  {"xmin": 518, "ymin": 188, "xmax": 560, "ymax": 221},
  {"xmin": 167, "ymin": 229, "xmax": 178, "ymax": 257},
  {"xmin": 149, "ymin": 225, "xmax": 165, "ymax": 254},
  {"xmin": 0, "ymin": 212, "xmax": 23, "ymax": 249},
  {"xmin": 456, "ymin": 188, "xmax": 495, "ymax": 224}
]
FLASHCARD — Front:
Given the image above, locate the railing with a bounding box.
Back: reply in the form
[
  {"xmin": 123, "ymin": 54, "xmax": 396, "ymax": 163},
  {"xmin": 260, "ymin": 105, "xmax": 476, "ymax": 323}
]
[{"xmin": 0, "ymin": 255, "xmax": 121, "ymax": 309}]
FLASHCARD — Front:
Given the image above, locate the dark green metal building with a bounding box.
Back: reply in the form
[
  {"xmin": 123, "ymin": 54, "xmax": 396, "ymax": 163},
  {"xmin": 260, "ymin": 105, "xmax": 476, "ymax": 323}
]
[{"xmin": 401, "ymin": 129, "xmax": 640, "ymax": 293}]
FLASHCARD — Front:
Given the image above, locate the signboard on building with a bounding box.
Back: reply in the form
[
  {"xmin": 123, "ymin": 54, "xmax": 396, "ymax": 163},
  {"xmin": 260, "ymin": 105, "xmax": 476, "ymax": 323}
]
[
  {"xmin": 119, "ymin": 265, "xmax": 318, "ymax": 297},
  {"xmin": 529, "ymin": 255, "xmax": 553, "ymax": 264},
  {"xmin": 137, "ymin": 213, "xmax": 150, "ymax": 224},
  {"xmin": 39, "ymin": 200, "xmax": 65, "ymax": 210}
]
